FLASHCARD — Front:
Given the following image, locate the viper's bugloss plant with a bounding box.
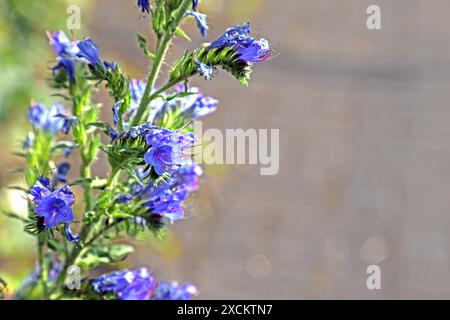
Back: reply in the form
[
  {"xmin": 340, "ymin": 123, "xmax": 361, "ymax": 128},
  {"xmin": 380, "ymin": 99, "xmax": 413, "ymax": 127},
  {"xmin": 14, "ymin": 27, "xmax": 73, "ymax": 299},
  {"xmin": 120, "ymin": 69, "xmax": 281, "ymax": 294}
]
[{"xmin": 4, "ymin": 0, "xmax": 271, "ymax": 300}]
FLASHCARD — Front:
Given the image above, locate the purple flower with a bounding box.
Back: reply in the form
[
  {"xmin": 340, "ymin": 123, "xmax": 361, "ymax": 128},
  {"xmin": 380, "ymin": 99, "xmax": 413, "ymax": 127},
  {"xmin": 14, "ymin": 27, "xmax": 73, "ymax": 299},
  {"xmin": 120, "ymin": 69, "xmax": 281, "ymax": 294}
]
[
  {"xmin": 195, "ymin": 59, "xmax": 215, "ymax": 80},
  {"xmin": 77, "ymin": 39, "xmax": 101, "ymax": 66},
  {"xmin": 27, "ymin": 103, "xmax": 70, "ymax": 134},
  {"xmin": 210, "ymin": 22, "xmax": 271, "ymax": 63},
  {"xmin": 152, "ymin": 281, "xmax": 198, "ymax": 300},
  {"xmin": 137, "ymin": 0, "xmax": 150, "ymax": 14},
  {"xmin": 144, "ymin": 128, "xmax": 196, "ymax": 175},
  {"xmin": 30, "ymin": 180, "xmax": 75, "ymax": 229},
  {"xmin": 186, "ymin": 11, "xmax": 208, "ymax": 37},
  {"xmin": 91, "ymin": 268, "xmax": 157, "ymax": 300}
]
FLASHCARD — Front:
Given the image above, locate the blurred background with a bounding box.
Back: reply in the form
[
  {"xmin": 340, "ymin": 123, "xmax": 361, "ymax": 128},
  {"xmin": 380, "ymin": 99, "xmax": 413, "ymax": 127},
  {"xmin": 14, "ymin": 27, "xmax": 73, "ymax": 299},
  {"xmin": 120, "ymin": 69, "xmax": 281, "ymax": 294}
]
[{"xmin": 2, "ymin": 0, "xmax": 450, "ymax": 299}]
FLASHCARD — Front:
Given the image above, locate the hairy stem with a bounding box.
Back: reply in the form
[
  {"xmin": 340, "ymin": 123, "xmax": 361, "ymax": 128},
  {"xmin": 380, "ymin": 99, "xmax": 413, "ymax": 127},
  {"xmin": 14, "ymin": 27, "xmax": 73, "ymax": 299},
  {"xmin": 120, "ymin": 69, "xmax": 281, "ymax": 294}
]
[{"xmin": 132, "ymin": 0, "xmax": 191, "ymax": 126}]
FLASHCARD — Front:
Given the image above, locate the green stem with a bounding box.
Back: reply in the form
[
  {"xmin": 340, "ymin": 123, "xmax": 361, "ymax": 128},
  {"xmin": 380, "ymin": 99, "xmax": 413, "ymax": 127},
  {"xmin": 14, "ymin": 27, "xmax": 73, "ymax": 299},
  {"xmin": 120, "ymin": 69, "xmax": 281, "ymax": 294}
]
[
  {"xmin": 132, "ymin": 0, "xmax": 192, "ymax": 126},
  {"xmin": 37, "ymin": 237, "xmax": 49, "ymax": 299}
]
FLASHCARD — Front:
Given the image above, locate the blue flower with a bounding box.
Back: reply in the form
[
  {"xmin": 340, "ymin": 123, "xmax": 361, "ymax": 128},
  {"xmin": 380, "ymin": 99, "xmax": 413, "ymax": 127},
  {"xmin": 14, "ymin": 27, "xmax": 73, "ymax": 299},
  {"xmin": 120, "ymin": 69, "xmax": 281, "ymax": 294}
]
[
  {"xmin": 144, "ymin": 128, "xmax": 196, "ymax": 175},
  {"xmin": 192, "ymin": 0, "xmax": 199, "ymax": 11},
  {"xmin": 186, "ymin": 11, "xmax": 208, "ymax": 37},
  {"xmin": 27, "ymin": 103, "xmax": 70, "ymax": 134},
  {"xmin": 77, "ymin": 39, "xmax": 101, "ymax": 66},
  {"xmin": 210, "ymin": 22, "xmax": 252, "ymax": 49},
  {"xmin": 112, "ymin": 101, "xmax": 122, "ymax": 127},
  {"xmin": 137, "ymin": 0, "xmax": 150, "ymax": 14},
  {"xmin": 195, "ymin": 59, "xmax": 215, "ymax": 80},
  {"xmin": 142, "ymin": 184, "xmax": 185, "ymax": 223},
  {"xmin": 171, "ymin": 164, "xmax": 203, "ymax": 200},
  {"xmin": 107, "ymin": 125, "xmax": 120, "ymax": 142},
  {"xmin": 210, "ymin": 22, "xmax": 271, "ymax": 63},
  {"xmin": 176, "ymin": 86, "xmax": 219, "ymax": 119},
  {"xmin": 47, "ymin": 31, "xmax": 79, "ymax": 57},
  {"xmin": 30, "ymin": 180, "xmax": 75, "ymax": 229},
  {"xmin": 132, "ymin": 164, "xmax": 203, "ymax": 223},
  {"xmin": 47, "ymin": 31, "xmax": 79, "ymax": 83},
  {"xmin": 23, "ymin": 132, "xmax": 35, "ymax": 150},
  {"xmin": 91, "ymin": 268, "xmax": 157, "ymax": 300},
  {"xmin": 51, "ymin": 58, "xmax": 76, "ymax": 83},
  {"xmin": 64, "ymin": 223, "xmax": 80, "ymax": 243},
  {"xmin": 237, "ymin": 38, "xmax": 271, "ymax": 63},
  {"xmin": 54, "ymin": 162, "xmax": 70, "ymax": 183},
  {"xmin": 152, "ymin": 281, "xmax": 198, "ymax": 300},
  {"xmin": 29, "ymin": 177, "xmax": 54, "ymax": 204}
]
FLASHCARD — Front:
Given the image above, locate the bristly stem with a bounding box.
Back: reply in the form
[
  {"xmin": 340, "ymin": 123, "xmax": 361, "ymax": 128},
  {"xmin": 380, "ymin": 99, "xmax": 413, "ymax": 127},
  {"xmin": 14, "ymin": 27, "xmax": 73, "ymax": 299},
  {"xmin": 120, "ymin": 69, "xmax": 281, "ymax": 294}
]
[{"xmin": 132, "ymin": 0, "xmax": 192, "ymax": 126}]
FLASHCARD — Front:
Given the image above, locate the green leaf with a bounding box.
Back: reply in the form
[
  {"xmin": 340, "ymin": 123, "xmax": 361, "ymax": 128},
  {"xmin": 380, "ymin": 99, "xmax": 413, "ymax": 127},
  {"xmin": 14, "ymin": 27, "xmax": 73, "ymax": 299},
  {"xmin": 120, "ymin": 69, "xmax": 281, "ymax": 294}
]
[
  {"xmin": 175, "ymin": 27, "xmax": 191, "ymax": 42},
  {"xmin": 76, "ymin": 244, "xmax": 134, "ymax": 269},
  {"xmin": 137, "ymin": 34, "xmax": 155, "ymax": 60}
]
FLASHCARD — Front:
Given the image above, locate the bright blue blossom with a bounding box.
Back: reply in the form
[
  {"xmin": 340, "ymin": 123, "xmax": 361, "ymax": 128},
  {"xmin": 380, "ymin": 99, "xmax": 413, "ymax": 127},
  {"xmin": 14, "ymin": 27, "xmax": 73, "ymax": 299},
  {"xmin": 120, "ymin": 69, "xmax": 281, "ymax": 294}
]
[
  {"xmin": 30, "ymin": 179, "xmax": 75, "ymax": 229},
  {"xmin": 210, "ymin": 22, "xmax": 271, "ymax": 63},
  {"xmin": 144, "ymin": 128, "xmax": 196, "ymax": 175},
  {"xmin": 153, "ymin": 281, "xmax": 198, "ymax": 300},
  {"xmin": 237, "ymin": 38, "xmax": 271, "ymax": 63},
  {"xmin": 91, "ymin": 268, "xmax": 197, "ymax": 300},
  {"xmin": 28, "ymin": 103, "xmax": 72, "ymax": 134},
  {"xmin": 131, "ymin": 164, "xmax": 203, "ymax": 223},
  {"xmin": 137, "ymin": 0, "xmax": 150, "ymax": 14},
  {"xmin": 77, "ymin": 39, "xmax": 101, "ymax": 66},
  {"xmin": 186, "ymin": 10, "xmax": 208, "ymax": 37},
  {"xmin": 91, "ymin": 268, "xmax": 157, "ymax": 300},
  {"xmin": 48, "ymin": 31, "xmax": 79, "ymax": 83},
  {"xmin": 195, "ymin": 59, "xmax": 215, "ymax": 80},
  {"xmin": 48, "ymin": 31, "xmax": 79, "ymax": 57}
]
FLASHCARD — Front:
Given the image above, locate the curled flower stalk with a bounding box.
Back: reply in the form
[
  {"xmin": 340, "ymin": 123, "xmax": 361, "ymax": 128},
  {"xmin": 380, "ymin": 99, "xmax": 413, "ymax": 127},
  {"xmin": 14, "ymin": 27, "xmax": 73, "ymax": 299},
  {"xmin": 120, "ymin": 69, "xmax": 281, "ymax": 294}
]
[{"xmin": 4, "ymin": 0, "xmax": 271, "ymax": 300}]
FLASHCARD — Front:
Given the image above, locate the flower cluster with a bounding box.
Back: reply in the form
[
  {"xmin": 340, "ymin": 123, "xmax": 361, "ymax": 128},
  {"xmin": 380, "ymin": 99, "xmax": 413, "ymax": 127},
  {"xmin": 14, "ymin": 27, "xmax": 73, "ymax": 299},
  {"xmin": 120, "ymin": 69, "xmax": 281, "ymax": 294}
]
[
  {"xmin": 9, "ymin": 0, "xmax": 271, "ymax": 301},
  {"xmin": 29, "ymin": 178, "xmax": 79, "ymax": 242},
  {"xmin": 129, "ymin": 164, "xmax": 203, "ymax": 223},
  {"xmin": 209, "ymin": 22, "xmax": 272, "ymax": 63},
  {"xmin": 91, "ymin": 268, "xmax": 197, "ymax": 300}
]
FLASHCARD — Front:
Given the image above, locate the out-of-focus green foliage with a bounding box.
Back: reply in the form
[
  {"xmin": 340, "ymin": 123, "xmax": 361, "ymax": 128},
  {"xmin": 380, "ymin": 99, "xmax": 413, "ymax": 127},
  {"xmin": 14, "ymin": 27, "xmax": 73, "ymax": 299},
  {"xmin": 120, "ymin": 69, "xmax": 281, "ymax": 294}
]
[
  {"xmin": 0, "ymin": 0, "xmax": 92, "ymax": 296},
  {"xmin": 0, "ymin": 0, "xmax": 90, "ymax": 122}
]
